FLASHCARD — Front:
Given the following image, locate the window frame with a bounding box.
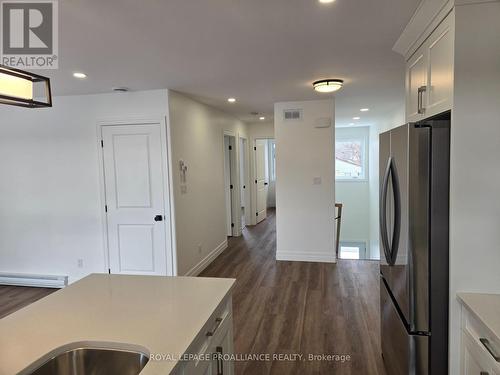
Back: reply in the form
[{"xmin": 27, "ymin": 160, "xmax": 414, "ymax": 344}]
[{"xmin": 335, "ymin": 135, "xmax": 368, "ymax": 182}]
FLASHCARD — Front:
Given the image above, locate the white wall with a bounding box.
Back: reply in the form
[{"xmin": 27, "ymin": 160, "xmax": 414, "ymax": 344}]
[
  {"xmin": 247, "ymin": 121, "xmax": 275, "ymax": 225},
  {"xmin": 449, "ymin": 3, "xmax": 500, "ymax": 373},
  {"xmin": 275, "ymin": 100, "xmax": 335, "ymax": 262},
  {"xmin": 335, "ymin": 126, "xmax": 371, "ymax": 254},
  {"xmin": 0, "ymin": 90, "xmax": 169, "ymax": 283},
  {"xmin": 368, "ymin": 107, "xmax": 405, "ymax": 260},
  {"xmin": 167, "ymin": 91, "xmax": 248, "ymax": 276}
]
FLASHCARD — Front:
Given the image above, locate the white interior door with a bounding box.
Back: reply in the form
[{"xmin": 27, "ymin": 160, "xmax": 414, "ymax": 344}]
[
  {"xmin": 102, "ymin": 123, "xmax": 168, "ymax": 275},
  {"xmin": 255, "ymin": 139, "xmax": 269, "ymax": 224}
]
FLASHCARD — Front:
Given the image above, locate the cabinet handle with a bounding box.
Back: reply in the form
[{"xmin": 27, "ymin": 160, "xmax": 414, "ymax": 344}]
[
  {"xmin": 206, "ymin": 317, "xmax": 223, "ymax": 337},
  {"xmin": 417, "ymin": 86, "xmax": 427, "ymax": 114},
  {"xmin": 480, "ymin": 338, "xmax": 500, "ymax": 362},
  {"xmin": 480, "ymin": 372, "xmax": 489, "ymax": 375},
  {"xmin": 216, "ymin": 346, "xmax": 224, "ymax": 375}
]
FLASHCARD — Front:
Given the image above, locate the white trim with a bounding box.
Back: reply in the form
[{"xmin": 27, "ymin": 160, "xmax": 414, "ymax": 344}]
[
  {"xmin": 0, "ymin": 273, "xmax": 68, "ymax": 288},
  {"xmin": 184, "ymin": 239, "xmax": 229, "ymax": 276},
  {"xmin": 393, "ymin": 0, "xmax": 454, "ymax": 59},
  {"xmin": 96, "ymin": 116, "xmax": 175, "ymax": 276},
  {"xmin": 276, "ymin": 251, "xmax": 336, "ymax": 263},
  {"xmin": 222, "ymin": 131, "xmax": 241, "ymax": 237},
  {"xmin": 250, "ymin": 136, "xmax": 275, "ymax": 226},
  {"xmin": 165, "ymin": 93, "xmax": 178, "ymax": 275},
  {"xmin": 238, "ymin": 133, "xmax": 251, "ymax": 230}
]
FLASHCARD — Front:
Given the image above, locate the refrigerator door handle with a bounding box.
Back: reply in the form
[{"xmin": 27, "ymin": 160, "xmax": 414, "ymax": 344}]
[
  {"xmin": 390, "ymin": 159, "xmax": 402, "ymax": 266},
  {"xmin": 380, "ymin": 157, "xmax": 392, "ymax": 265}
]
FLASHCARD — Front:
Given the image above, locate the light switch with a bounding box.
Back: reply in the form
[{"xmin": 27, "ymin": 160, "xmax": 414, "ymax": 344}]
[{"xmin": 313, "ymin": 177, "xmax": 322, "ymax": 185}]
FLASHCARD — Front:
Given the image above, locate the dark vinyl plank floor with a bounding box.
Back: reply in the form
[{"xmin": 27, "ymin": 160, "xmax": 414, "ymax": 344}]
[
  {"xmin": 200, "ymin": 209, "xmax": 386, "ymax": 375},
  {"xmin": 0, "ymin": 285, "xmax": 55, "ymax": 319}
]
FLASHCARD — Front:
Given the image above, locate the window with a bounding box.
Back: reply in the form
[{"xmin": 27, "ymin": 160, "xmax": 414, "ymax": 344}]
[
  {"xmin": 335, "ymin": 138, "xmax": 367, "ymax": 180},
  {"xmin": 268, "ymin": 139, "xmax": 276, "ymax": 181},
  {"xmin": 339, "ymin": 241, "xmax": 367, "ymax": 260}
]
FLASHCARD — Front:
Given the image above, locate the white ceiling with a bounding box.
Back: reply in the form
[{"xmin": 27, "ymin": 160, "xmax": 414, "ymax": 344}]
[{"xmin": 37, "ymin": 0, "xmax": 419, "ymax": 126}]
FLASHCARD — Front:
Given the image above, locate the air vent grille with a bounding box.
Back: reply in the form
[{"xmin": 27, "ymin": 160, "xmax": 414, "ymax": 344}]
[{"xmin": 283, "ymin": 109, "xmax": 302, "ymax": 121}]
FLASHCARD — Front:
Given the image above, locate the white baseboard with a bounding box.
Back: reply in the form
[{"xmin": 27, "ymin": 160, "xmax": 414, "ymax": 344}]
[
  {"xmin": 184, "ymin": 239, "xmax": 228, "ymax": 276},
  {"xmin": 276, "ymin": 251, "xmax": 336, "ymax": 263},
  {"xmin": 0, "ymin": 273, "xmax": 68, "ymax": 288}
]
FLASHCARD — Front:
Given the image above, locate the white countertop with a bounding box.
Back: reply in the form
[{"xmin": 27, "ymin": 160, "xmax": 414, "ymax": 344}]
[
  {"xmin": 0, "ymin": 274, "xmax": 235, "ymax": 375},
  {"xmin": 458, "ymin": 292, "xmax": 500, "ymax": 341}
]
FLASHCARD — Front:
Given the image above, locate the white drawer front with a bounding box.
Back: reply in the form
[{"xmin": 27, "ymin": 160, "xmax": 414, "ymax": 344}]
[{"xmin": 461, "ymin": 307, "xmax": 500, "ymax": 374}]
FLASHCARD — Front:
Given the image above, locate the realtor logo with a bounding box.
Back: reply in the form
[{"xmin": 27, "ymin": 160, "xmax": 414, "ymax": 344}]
[{"xmin": 1, "ymin": 0, "xmax": 58, "ymax": 68}]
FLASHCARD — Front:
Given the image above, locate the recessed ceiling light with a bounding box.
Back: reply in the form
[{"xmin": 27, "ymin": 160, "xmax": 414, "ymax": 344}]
[
  {"xmin": 349, "ymin": 123, "xmax": 355, "ymax": 126},
  {"xmin": 353, "ymin": 116, "xmax": 360, "ymax": 120},
  {"xmin": 313, "ymin": 79, "xmax": 343, "ymax": 93},
  {"xmin": 318, "ymin": 0, "xmax": 335, "ymax": 3},
  {"xmin": 259, "ymin": 116, "xmax": 265, "ymax": 121},
  {"xmin": 227, "ymin": 98, "xmax": 236, "ymax": 103},
  {"xmin": 73, "ymin": 72, "xmax": 87, "ymax": 79},
  {"xmin": 360, "ymin": 108, "xmax": 369, "ymax": 112}
]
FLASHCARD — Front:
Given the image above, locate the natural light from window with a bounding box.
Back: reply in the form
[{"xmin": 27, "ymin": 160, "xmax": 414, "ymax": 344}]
[
  {"xmin": 335, "ymin": 139, "xmax": 366, "ymax": 180},
  {"xmin": 340, "ymin": 245, "xmax": 361, "ymax": 260}
]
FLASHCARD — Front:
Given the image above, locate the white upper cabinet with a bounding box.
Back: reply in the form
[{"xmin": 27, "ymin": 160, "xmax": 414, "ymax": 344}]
[
  {"xmin": 426, "ymin": 12, "xmax": 454, "ymax": 117},
  {"xmin": 406, "ymin": 50, "xmax": 427, "ymax": 122},
  {"xmin": 405, "ymin": 11, "xmax": 454, "ymax": 122}
]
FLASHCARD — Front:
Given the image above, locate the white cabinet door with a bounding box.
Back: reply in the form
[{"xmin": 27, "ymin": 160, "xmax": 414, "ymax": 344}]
[
  {"xmin": 425, "ymin": 11, "xmax": 454, "ymax": 118},
  {"xmin": 461, "ymin": 312, "xmax": 500, "ymax": 375},
  {"xmin": 405, "ymin": 11, "xmax": 454, "ymax": 122},
  {"xmin": 102, "ymin": 123, "xmax": 168, "ymax": 276},
  {"xmin": 462, "ymin": 336, "xmax": 488, "ymax": 375},
  {"xmin": 406, "ymin": 49, "xmax": 427, "ymax": 122}
]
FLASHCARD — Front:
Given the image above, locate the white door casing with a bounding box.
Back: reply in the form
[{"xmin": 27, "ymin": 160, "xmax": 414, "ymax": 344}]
[
  {"xmin": 224, "ymin": 135, "xmax": 233, "ymax": 236},
  {"xmin": 255, "ymin": 139, "xmax": 269, "ymax": 224},
  {"xmin": 101, "ymin": 122, "xmax": 169, "ymax": 276}
]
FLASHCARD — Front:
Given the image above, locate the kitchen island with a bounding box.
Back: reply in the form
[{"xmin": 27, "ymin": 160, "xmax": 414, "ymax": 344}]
[{"xmin": 0, "ymin": 274, "xmax": 235, "ymax": 375}]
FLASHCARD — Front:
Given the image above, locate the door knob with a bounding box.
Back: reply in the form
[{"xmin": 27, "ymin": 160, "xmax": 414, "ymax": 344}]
[
  {"xmin": 154, "ymin": 215, "xmax": 163, "ymax": 222},
  {"xmin": 264, "ymin": 182, "xmax": 269, "ymax": 186}
]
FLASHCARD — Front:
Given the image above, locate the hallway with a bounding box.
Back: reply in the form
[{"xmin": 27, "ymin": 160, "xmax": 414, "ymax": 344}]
[{"xmin": 200, "ymin": 210, "xmax": 386, "ymax": 375}]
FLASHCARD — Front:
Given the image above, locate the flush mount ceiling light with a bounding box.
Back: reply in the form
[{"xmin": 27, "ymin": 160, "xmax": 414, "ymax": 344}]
[
  {"xmin": 259, "ymin": 116, "xmax": 265, "ymax": 120},
  {"xmin": 227, "ymin": 97, "xmax": 236, "ymax": 103},
  {"xmin": 0, "ymin": 65, "xmax": 52, "ymax": 108},
  {"xmin": 360, "ymin": 108, "xmax": 369, "ymax": 112},
  {"xmin": 73, "ymin": 72, "xmax": 87, "ymax": 79},
  {"xmin": 318, "ymin": 0, "xmax": 335, "ymax": 3},
  {"xmin": 353, "ymin": 116, "xmax": 360, "ymax": 120},
  {"xmin": 113, "ymin": 87, "xmax": 129, "ymax": 93},
  {"xmin": 313, "ymin": 79, "xmax": 343, "ymax": 93}
]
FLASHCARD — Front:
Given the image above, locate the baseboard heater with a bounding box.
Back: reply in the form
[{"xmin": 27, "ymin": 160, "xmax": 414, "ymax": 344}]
[{"xmin": 0, "ymin": 273, "xmax": 68, "ymax": 288}]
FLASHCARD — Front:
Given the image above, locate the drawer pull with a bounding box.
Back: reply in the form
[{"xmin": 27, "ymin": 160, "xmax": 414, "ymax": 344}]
[
  {"xmin": 480, "ymin": 338, "xmax": 500, "ymax": 362},
  {"xmin": 480, "ymin": 372, "xmax": 489, "ymax": 375},
  {"xmin": 216, "ymin": 346, "xmax": 224, "ymax": 375},
  {"xmin": 206, "ymin": 317, "xmax": 223, "ymax": 337}
]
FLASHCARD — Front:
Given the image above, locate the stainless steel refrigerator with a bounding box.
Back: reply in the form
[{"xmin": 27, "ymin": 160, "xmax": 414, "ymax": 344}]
[{"xmin": 379, "ymin": 112, "xmax": 450, "ymax": 375}]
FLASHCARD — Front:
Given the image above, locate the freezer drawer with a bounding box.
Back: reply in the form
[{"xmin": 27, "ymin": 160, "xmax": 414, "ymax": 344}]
[{"xmin": 381, "ymin": 278, "xmax": 428, "ymax": 375}]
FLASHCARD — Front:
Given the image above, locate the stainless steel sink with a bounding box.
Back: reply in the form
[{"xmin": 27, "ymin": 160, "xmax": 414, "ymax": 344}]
[{"xmin": 24, "ymin": 346, "xmax": 149, "ymax": 375}]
